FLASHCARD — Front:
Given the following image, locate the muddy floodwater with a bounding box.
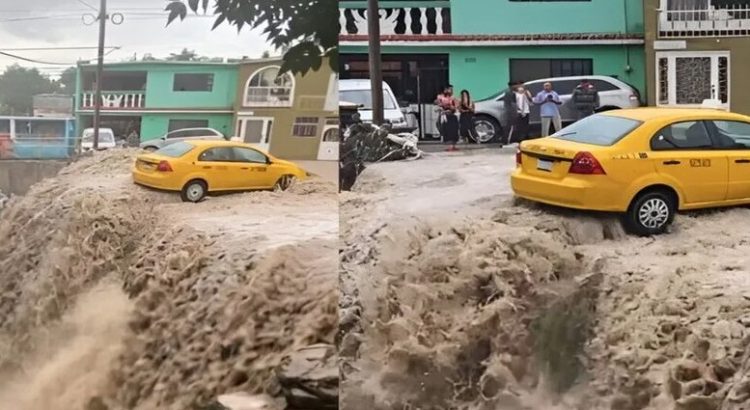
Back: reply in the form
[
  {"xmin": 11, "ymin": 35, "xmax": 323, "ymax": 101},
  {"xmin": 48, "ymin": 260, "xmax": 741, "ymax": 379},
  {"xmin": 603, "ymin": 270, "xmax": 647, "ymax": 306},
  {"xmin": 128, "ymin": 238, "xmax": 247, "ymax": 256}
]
[
  {"xmin": 340, "ymin": 148, "xmax": 750, "ymax": 410},
  {"xmin": 0, "ymin": 150, "xmax": 338, "ymax": 410}
]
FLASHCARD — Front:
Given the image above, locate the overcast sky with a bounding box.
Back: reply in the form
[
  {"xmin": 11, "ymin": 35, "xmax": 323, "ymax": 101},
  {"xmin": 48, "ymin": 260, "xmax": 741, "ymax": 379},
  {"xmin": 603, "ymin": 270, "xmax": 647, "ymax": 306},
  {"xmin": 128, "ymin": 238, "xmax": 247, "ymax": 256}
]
[{"xmin": 0, "ymin": 0, "xmax": 271, "ymax": 78}]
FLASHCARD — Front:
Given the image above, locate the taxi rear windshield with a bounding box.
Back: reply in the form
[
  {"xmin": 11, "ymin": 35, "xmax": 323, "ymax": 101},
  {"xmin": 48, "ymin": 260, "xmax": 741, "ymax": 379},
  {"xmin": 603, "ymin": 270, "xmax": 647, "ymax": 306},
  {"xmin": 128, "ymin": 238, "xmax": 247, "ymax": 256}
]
[
  {"xmin": 157, "ymin": 141, "xmax": 195, "ymax": 157},
  {"xmin": 552, "ymin": 115, "xmax": 642, "ymax": 146}
]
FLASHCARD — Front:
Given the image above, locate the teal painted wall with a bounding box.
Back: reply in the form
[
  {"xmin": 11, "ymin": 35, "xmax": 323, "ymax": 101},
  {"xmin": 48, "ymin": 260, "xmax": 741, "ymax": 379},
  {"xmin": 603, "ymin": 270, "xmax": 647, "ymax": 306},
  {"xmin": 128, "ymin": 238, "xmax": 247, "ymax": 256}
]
[
  {"xmin": 450, "ymin": 45, "xmax": 646, "ymax": 100},
  {"xmin": 450, "ymin": 0, "xmax": 643, "ymax": 34},
  {"xmin": 139, "ymin": 113, "xmax": 234, "ymax": 141},
  {"xmin": 145, "ymin": 65, "xmax": 238, "ymax": 109}
]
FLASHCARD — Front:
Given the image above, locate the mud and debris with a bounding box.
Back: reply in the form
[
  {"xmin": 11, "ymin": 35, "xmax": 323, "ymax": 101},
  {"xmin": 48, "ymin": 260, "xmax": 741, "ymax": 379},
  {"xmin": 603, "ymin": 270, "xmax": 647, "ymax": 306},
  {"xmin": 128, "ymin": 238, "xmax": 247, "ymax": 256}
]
[
  {"xmin": 0, "ymin": 149, "xmax": 337, "ymax": 410},
  {"xmin": 340, "ymin": 149, "xmax": 750, "ymax": 410}
]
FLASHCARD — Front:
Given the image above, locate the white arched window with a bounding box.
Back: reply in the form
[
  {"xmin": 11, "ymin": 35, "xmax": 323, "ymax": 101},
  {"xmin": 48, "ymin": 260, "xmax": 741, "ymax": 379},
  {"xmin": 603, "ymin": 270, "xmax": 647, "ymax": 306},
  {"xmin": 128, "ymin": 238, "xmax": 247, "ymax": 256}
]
[{"xmin": 244, "ymin": 66, "xmax": 295, "ymax": 107}]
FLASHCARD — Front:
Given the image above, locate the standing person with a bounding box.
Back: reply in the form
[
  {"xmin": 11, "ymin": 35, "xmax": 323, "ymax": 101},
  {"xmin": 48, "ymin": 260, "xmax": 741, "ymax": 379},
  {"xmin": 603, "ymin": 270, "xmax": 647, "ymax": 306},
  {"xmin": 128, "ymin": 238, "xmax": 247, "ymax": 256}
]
[
  {"xmin": 503, "ymin": 81, "xmax": 520, "ymax": 144},
  {"xmin": 509, "ymin": 84, "xmax": 532, "ymax": 144},
  {"xmin": 436, "ymin": 84, "xmax": 459, "ymax": 151},
  {"xmin": 533, "ymin": 82, "xmax": 563, "ymax": 137},
  {"xmin": 571, "ymin": 79, "xmax": 600, "ymax": 120},
  {"xmin": 458, "ymin": 89, "xmax": 480, "ymax": 145}
]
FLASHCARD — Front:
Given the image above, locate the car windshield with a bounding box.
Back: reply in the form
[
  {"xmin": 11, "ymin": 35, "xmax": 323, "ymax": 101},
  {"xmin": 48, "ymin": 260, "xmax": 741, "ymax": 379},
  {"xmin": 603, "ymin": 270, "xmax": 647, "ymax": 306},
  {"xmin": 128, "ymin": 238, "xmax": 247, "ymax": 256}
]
[
  {"xmin": 156, "ymin": 141, "xmax": 195, "ymax": 157},
  {"xmin": 82, "ymin": 129, "xmax": 115, "ymax": 143},
  {"xmin": 339, "ymin": 90, "xmax": 397, "ymax": 110},
  {"xmin": 485, "ymin": 88, "xmax": 510, "ymax": 101},
  {"xmin": 552, "ymin": 115, "xmax": 642, "ymax": 146}
]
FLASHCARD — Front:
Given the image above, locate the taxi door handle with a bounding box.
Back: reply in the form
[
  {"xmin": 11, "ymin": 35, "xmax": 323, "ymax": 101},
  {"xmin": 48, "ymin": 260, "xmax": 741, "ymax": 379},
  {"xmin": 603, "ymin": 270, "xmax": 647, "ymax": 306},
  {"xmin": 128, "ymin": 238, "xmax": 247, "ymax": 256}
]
[
  {"xmin": 663, "ymin": 160, "xmax": 681, "ymax": 165},
  {"xmin": 735, "ymin": 159, "xmax": 750, "ymax": 164}
]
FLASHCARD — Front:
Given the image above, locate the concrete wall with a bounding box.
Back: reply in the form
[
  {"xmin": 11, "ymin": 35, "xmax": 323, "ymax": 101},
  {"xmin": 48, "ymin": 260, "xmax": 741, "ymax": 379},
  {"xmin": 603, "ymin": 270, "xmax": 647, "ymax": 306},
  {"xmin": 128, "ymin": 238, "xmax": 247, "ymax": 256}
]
[
  {"xmin": 451, "ymin": 0, "xmax": 643, "ymax": 35},
  {"xmin": 145, "ymin": 65, "xmax": 238, "ymax": 109},
  {"xmin": 0, "ymin": 160, "xmax": 68, "ymax": 195}
]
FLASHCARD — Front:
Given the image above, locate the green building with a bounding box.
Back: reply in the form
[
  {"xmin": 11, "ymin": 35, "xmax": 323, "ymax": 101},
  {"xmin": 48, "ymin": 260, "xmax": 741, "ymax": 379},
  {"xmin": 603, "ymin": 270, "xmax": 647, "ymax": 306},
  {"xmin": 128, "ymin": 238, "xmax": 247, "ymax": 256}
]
[
  {"xmin": 74, "ymin": 61, "xmax": 238, "ymax": 142},
  {"xmin": 339, "ymin": 0, "xmax": 646, "ymax": 137}
]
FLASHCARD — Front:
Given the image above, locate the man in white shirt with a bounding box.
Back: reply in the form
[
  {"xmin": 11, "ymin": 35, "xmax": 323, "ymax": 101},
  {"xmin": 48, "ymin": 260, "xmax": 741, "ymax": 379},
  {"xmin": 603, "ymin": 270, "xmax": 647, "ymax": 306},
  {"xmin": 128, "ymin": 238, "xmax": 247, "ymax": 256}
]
[{"xmin": 508, "ymin": 85, "xmax": 532, "ymax": 144}]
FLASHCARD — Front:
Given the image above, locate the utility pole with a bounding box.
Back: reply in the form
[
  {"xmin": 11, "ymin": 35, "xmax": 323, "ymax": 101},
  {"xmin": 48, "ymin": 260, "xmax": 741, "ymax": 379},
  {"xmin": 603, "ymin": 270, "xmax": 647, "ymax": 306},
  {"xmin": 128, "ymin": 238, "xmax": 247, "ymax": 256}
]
[
  {"xmin": 367, "ymin": 0, "xmax": 384, "ymax": 126},
  {"xmin": 92, "ymin": 0, "xmax": 107, "ymax": 150}
]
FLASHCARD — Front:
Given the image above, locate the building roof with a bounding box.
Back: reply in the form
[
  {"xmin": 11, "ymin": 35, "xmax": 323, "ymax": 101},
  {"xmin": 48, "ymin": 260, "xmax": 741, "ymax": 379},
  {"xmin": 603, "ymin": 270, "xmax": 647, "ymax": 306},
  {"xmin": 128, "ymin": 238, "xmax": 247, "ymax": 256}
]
[
  {"xmin": 339, "ymin": 33, "xmax": 645, "ymax": 46},
  {"xmin": 77, "ymin": 60, "xmax": 241, "ymax": 68}
]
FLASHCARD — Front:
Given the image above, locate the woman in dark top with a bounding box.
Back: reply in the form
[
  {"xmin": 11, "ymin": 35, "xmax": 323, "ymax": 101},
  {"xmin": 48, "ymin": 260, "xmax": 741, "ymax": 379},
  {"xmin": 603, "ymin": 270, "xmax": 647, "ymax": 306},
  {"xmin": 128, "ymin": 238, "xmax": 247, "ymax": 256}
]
[{"xmin": 458, "ymin": 90, "xmax": 478, "ymax": 144}]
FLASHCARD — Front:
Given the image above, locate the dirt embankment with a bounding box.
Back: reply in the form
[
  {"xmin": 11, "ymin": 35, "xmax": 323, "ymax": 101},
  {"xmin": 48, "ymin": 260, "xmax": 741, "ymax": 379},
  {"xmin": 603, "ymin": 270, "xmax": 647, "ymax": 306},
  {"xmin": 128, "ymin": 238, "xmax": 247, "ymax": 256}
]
[
  {"xmin": 340, "ymin": 150, "xmax": 750, "ymax": 410},
  {"xmin": 0, "ymin": 150, "xmax": 338, "ymax": 410}
]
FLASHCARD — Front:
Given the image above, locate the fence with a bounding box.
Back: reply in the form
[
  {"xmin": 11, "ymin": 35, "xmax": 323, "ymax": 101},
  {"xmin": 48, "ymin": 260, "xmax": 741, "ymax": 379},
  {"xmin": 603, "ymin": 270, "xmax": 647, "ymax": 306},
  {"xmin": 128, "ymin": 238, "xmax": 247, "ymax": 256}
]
[{"xmin": 660, "ymin": 4, "xmax": 750, "ymax": 37}]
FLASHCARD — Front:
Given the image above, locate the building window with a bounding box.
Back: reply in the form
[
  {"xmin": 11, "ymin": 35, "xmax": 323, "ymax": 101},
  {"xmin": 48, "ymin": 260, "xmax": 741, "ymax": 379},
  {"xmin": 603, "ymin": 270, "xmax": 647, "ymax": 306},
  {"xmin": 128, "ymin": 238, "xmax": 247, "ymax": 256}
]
[
  {"xmin": 244, "ymin": 66, "xmax": 294, "ymax": 107},
  {"xmin": 656, "ymin": 51, "xmax": 730, "ymax": 108},
  {"xmin": 292, "ymin": 117, "xmax": 318, "ymax": 137},
  {"xmin": 168, "ymin": 119, "xmax": 209, "ymax": 132},
  {"xmin": 324, "ymin": 73, "xmax": 338, "ymax": 112},
  {"xmin": 173, "ymin": 73, "xmax": 214, "ymax": 92},
  {"xmin": 510, "ymin": 59, "xmax": 593, "ymax": 83}
]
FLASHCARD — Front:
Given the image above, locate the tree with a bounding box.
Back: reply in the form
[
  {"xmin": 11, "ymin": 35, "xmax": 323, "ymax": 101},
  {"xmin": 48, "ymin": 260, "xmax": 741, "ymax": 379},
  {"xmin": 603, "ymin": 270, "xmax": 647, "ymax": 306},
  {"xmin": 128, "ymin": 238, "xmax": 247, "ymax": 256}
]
[
  {"xmin": 0, "ymin": 65, "xmax": 58, "ymax": 115},
  {"xmin": 165, "ymin": 0, "xmax": 337, "ymax": 75},
  {"xmin": 261, "ymin": 50, "xmax": 271, "ymax": 59},
  {"xmin": 58, "ymin": 67, "xmax": 77, "ymax": 94},
  {"xmin": 167, "ymin": 48, "xmax": 201, "ymax": 61}
]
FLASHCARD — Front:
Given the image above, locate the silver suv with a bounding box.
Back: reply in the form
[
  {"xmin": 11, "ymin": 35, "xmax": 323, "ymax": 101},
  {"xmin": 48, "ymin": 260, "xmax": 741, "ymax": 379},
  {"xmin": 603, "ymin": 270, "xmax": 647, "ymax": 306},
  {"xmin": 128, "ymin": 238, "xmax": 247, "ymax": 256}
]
[
  {"xmin": 140, "ymin": 127, "xmax": 226, "ymax": 151},
  {"xmin": 473, "ymin": 75, "xmax": 642, "ymax": 143}
]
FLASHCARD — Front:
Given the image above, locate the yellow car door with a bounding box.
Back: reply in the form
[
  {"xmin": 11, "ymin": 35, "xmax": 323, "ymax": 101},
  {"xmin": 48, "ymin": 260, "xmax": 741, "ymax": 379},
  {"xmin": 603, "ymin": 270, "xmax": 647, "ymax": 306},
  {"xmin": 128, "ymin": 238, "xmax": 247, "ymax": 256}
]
[
  {"xmin": 231, "ymin": 146, "xmax": 275, "ymax": 189},
  {"xmin": 649, "ymin": 120, "xmax": 728, "ymax": 206},
  {"xmin": 195, "ymin": 147, "xmax": 240, "ymax": 191},
  {"xmin": 707, "ymin": 120, "xmax": 750, "ymax": 201}
]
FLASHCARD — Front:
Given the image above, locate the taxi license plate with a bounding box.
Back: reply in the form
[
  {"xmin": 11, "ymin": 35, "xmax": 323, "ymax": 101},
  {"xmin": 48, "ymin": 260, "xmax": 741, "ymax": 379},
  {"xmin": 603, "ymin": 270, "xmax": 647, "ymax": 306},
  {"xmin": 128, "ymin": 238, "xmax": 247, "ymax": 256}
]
[
  {"xmin": 537, "ymin": 159, "xmax": 553, "ymax": 172},
  {"xmin": 138, "ymin": 161, "xmax": 156, "ymax": 171}
]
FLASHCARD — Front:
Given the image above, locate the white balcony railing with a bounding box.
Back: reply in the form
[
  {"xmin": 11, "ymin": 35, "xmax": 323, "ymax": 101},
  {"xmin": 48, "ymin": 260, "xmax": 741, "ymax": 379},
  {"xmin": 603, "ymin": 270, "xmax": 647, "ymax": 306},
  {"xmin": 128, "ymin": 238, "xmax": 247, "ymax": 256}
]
[
  {"xmin": 80, "ymin": 92, "xmax": 145, "ymax": 109},
  {"xmin": 339, "ymin": 6, "xmax": 451, "ymax": 36},
  {"xmin": 659, "ymin": 2, "xmax": 750, "ymax": 37}
]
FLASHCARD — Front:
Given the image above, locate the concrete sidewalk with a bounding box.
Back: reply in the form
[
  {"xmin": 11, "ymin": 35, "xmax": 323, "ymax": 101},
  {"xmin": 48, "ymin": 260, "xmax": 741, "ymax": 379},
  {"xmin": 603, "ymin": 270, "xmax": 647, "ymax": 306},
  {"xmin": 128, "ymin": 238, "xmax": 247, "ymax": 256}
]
[{"xmin": 297, "ymin": 160, "xmax": 337, "ymax": 184}]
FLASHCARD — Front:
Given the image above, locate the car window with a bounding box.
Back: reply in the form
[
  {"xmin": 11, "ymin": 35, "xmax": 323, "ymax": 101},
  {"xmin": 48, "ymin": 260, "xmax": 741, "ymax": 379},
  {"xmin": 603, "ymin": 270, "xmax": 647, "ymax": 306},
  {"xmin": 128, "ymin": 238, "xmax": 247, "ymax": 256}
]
[
  {"xmin": 166, "ymin": 130, "xmax": 188, "ymax": 139},
  {"xmin": 525, "ymin": 82, "xmax": 544, "ymax": 95},
  {"xmin": 339, "ymin": 90, "xmax": 397, "ymax": 110},
  {"xmin": 156, "ymin": 141, "xmax": 195, "ymax": 157},
  {"xmin": 651, "ymin": 121, "xmax": 713, "ymax": 150},
  {"xmin": 592, "ymin": 80, "xmax": 619, "ymax": 92},
  {"xmin": 233, "ymin": 147, "xmax": 267, "ymax": 163},
  {"xmin": 198, "ymin": 147, "xmax": 234, "ymax": 162},
  {"xmin": 552, "ymin": 114, "xmax": 642, "ymax": 146},
  {"xmin": 709, "ymin": 120, "xmax": 750, "ymax": 149},
  {"xmin": 554, "ymin": 80, "xmax": 581, "ymax": 95}
]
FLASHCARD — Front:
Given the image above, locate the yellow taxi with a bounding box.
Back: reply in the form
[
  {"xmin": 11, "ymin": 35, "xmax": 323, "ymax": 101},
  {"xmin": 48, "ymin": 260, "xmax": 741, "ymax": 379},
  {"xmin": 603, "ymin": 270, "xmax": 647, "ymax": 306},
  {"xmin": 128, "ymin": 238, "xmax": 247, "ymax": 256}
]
[
  {"xmin": 511, "ymin": 107, "xmax": 750, "ymax": 236},
  {"xmin": 132, "ymin": 140, "xmax": 308, "ymax": 202}
]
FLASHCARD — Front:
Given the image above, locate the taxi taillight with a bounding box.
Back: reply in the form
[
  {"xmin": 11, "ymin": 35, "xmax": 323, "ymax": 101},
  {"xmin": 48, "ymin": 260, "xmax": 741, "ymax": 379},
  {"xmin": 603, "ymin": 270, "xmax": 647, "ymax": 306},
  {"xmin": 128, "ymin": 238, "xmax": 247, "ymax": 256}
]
[{"xmin": 156, "ymin": 160, "xmax": 173, "ymax": 172}]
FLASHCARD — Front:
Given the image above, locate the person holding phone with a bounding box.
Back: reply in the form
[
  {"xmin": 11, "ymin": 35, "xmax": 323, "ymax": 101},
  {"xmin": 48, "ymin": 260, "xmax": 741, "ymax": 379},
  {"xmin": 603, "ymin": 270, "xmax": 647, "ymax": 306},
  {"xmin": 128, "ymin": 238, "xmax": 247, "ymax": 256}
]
[{"xmin": 533, "ymin": 82, "xmax": 563, "ymax": 137}]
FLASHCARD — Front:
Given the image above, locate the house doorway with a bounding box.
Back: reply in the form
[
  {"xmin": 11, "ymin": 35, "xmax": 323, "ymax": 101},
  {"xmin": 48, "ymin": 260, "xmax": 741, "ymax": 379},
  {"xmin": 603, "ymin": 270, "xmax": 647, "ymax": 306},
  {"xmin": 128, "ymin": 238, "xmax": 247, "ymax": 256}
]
[{"xmin": 236, "ymin": 116, "xmax": 273, "ymax": 152}]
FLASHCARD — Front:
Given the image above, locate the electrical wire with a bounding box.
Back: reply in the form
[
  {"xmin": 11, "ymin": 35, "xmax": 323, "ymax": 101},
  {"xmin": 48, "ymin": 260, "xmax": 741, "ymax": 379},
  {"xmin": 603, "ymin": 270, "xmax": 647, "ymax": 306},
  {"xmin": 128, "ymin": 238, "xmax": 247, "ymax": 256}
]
[{"xmin": 0, "ymin": 47, "xmax": 120, "ymax": 66}]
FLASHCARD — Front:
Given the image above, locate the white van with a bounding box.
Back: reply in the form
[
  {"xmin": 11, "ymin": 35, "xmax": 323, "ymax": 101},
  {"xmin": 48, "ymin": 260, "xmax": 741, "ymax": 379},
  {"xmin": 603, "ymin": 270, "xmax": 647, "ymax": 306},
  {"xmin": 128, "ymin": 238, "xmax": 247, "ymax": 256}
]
[
  {"xmin": 339, "ymin": 79, "xmax": 411, "ymax": 132},
  {"xmin": 81, "ymin": 128, "xmax": 117, "ymax": 151}
]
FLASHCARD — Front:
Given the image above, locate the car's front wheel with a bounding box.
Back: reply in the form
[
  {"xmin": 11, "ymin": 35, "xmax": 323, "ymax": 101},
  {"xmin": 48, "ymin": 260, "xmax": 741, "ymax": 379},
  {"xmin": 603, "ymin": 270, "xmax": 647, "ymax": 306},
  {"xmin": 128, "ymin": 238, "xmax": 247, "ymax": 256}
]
[
  {"xmin": 473, "ymin": 115, "xmax": 501, "ymax": 144},
  {"xmin": 273, "ymin": 175, "xmax": 296, "ymax": 192},
  {"xmin": 624, "ymin": 190, "xmax": 676, "ymax": 236},
  {"xmin": 181, "ymin": 180, "xmax": 207, "ymax": 203}
]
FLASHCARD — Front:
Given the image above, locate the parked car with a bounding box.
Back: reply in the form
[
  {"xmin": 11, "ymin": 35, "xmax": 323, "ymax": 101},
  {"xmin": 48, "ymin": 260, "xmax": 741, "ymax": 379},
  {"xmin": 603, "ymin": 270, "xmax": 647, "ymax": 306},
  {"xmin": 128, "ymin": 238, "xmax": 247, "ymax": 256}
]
[
  {"xmin": 132, "ymin": 140, "xmax": 308, "ymax": 202},
  {"xmin": 339, "ymin": 79, "xmax": 412, "ymax": 133},
  {"xmin": 473, "ymin": 75, "xmax": 642, "ymax": 143},
  {"xmin": 139, "ymin": 127, "xmax": 226, "ymax": 152},
  {"xmin": 81, "ymin": 127, "xmax": 117, "ymax": 151},
  {"xmin": 511, "ymin": 106, "xmax": 750, "ymax": 236}
]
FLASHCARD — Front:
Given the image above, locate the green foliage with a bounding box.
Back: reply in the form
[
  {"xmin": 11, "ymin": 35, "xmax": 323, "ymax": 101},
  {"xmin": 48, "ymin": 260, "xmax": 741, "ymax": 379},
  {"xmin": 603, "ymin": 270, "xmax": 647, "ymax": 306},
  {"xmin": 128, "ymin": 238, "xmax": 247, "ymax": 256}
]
[
  {"xmin": 165, "ymin": 0, "xmax": 338, "ymax": 76},
  {"xmin": 58, "ymin": 67, "xmax": 77, "ymax": 94},
  {"xmin": 167, "ymin": 48, "xmax": 204, "ymax": 61},
  {"xmin": 0, "ymin": 65, "xmax": 59, "ymax": 115}
]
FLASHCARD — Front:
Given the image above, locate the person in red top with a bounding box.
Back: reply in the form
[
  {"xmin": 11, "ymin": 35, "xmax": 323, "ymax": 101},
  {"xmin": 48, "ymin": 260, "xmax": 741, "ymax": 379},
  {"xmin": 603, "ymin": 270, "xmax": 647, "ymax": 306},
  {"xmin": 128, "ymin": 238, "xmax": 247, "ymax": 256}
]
[{"xmin": 436, "ymin": 84, "xmax": 459, "ymax": 151}]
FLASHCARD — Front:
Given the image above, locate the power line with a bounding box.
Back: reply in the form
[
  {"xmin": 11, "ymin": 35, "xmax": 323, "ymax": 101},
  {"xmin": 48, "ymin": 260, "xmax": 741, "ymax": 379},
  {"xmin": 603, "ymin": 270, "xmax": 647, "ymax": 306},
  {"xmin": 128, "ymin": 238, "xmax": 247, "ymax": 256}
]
[
  {"xmin": 0, "ymin": 46, "xmax": 120, "ymax": 51},
  {"xmin": 0, "ymin": 51, "xmax": 74, "ymax": 65},
  {"xmin": 75, "ymin": 0, "xmax": 99, "ymax": 12}
]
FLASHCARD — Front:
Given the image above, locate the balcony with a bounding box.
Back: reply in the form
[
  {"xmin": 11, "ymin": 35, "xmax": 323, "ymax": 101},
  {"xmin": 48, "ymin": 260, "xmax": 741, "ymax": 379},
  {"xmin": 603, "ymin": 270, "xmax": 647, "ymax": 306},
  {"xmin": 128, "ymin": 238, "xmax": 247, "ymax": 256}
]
[
  {"xmin": 80, "ymin": 92, "xmax": 146, "ymax": 110},
  {"xmin": 339, "ymin": 1, "xmax": 451, "ymax": 36},
  {"xmin": 659, "ymin": 1, "xmax": 750, "ymax": 37}
]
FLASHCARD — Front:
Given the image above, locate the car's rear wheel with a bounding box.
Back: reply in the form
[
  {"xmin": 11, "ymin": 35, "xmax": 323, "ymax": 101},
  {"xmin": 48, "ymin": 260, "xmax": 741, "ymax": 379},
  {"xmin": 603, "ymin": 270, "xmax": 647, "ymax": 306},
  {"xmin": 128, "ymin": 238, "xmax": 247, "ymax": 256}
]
[
  {"xmin": 473, "ymin": 115, "xmax": 501, "ymax": 144},
  {"xmin": 273, "ymin": 175, "xmax": 296, "ymax": 192},
  {"xmin": 181, "ymin": 180, "xmax": 207, "ymax": 203},
  {"xmin": 143, "ymin": 146, "xmax": 158, "ymax": 152},
  {"xmin": 624, "ymin": 190, "xmax": 676, "ymax": 236}
]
